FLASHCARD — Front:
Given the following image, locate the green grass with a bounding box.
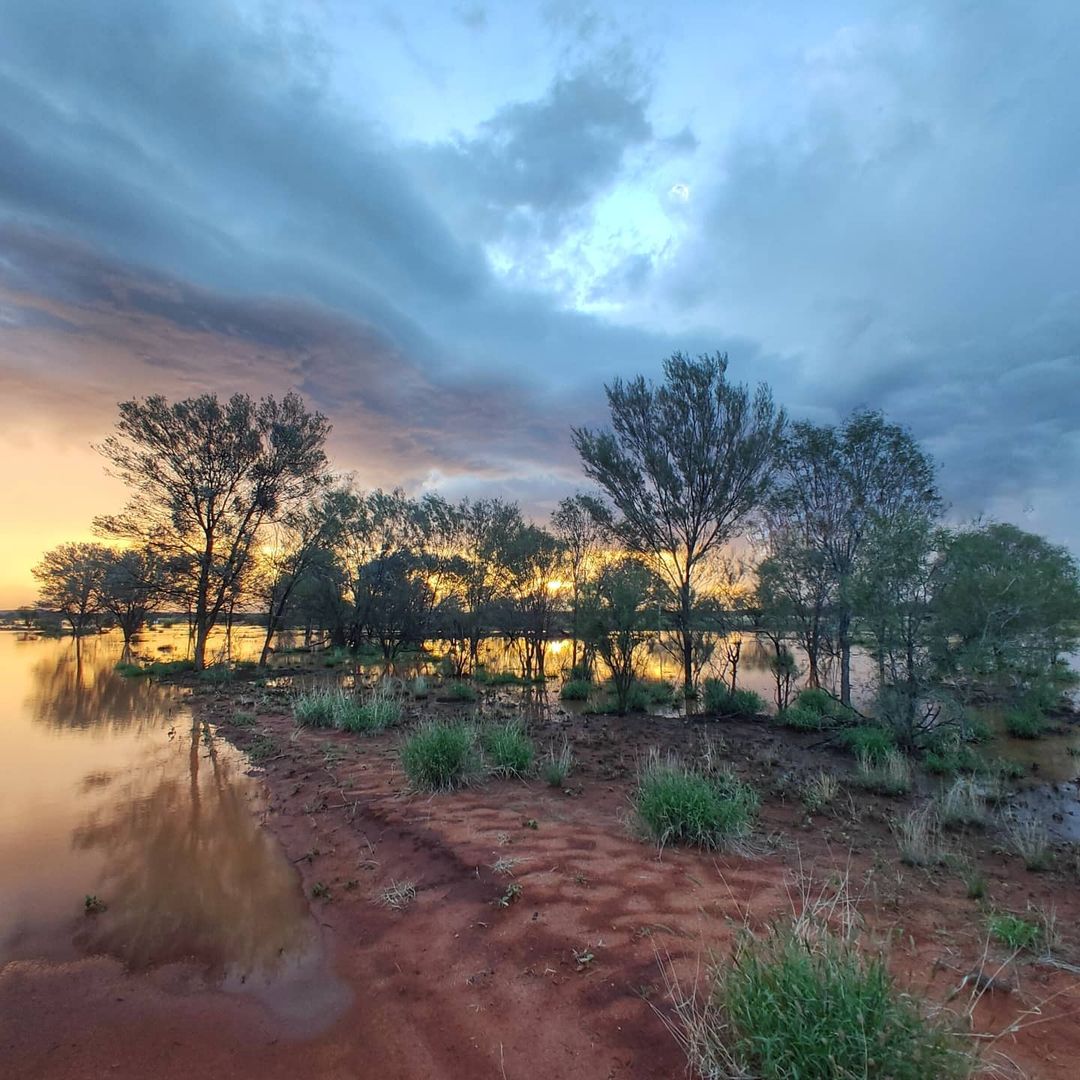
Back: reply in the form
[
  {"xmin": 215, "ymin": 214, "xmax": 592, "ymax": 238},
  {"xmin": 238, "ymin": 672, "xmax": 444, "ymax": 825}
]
[
  {"xmin": 794, "ymin": 687, "xmax": 852, "ymax": 721},
  {"xmin": 541, "ymin": 739, "xmax": 573, "ymax": 787},
  {"xmin": 480, "ymin": 721, "xmax": 535, "ymax": 777},
  {"xmin": 1004, "ymin": 707, "xmax": 1046, "ymax": 739},
  {"xmin": 853, "ymin": 748, "xmax": 912, "ymax": 796},
  {"xmin": 443, "ymin": 680, "xmax": 479, "ymax": 703},
  {"xmin": 702, "ymin": 680, "xmax": 765, "ymax": 717},
  {"xmin": 114, "ymin": 661, "xmax": 146, "ymax": 677},
  {"xmin": 559, "ymin": 678, "xmax": 592, "ymax": 701},
  {"xmin": 777, "ymin": 705, "xmax": 829, "ymax": 731},
  {"xmin": 689, "ymin": 921, "xmax": 972, "ymax": 1080},
  {"xmin": 292, "ymin": 688, "xmax": 342, "ymax": 728},
  {"xmin": 339, "ymin": 692, "xmax": 401, "ymax": 733},
  {"xmin": 922, "ymin": 731, "xmax": 983, "ymax": 776},
  {"xmin": 230, "ymin": 711, "xmax": 257, "ymax": 727},
  {"xmin": 145, "ymin": 658, "xmax": 197, "ymax": 677},
  {"xmin": 987, "ymin": 912, "xmax": 1042, "ymax": 952},
  {"xmin": 401, "ymin": 721, "xmax": 479, "ymax": 790},
  {"xmin": 634, "ymin": 755, "xmax": 759, "ymax": 849},
  {"xmin": 197, "ymin": 664, "xmax": 233, "ymax": 683},
  {"xmin": 839, "ymin": 724, "xmax": 895, "ymax": 763}
]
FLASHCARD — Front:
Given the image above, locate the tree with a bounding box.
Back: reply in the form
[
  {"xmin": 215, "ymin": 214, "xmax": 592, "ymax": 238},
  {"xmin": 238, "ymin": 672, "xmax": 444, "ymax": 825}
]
[
  {"xmin": 931, "ymin": 523, "xmax": 1080, "ymax": 693},
  {"xmin": 573, "ymin": 352, "xmax": 784, "ymax": 695},
  {"xmin": 32, "ymin": 542, "xmax": 110, "ymax": 636},
  {"xmin": 95, "ymin": 392, "xmax": 330, "ymax": 669},
  {"xmin": 551, "ymin": 493, "xmax": 612, "ymax": 670},
  {"xmin": 583, "ymin": 558, "xmax": 658, "ymax": 714},
  {"xmin": 768, "ymin": 411, "xmax": 940, "ymax": 706},
  {"xmin": 96, "ymin": 546, "xmax": 168, "ymax": 649},
  {"xmin": 500, "ymin": 525, "xmax": 565, "ymax": 681}
]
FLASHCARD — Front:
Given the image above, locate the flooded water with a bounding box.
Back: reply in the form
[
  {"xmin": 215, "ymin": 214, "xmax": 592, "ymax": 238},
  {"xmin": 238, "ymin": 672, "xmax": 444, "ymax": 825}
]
[{"xmin": 0, "ymin": 629, "xmax": 346, "ymax": 1025}]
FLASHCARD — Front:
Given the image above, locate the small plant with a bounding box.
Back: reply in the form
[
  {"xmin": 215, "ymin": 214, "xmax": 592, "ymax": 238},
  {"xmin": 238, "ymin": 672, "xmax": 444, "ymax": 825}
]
[
  {"xmin": 491, "ymin": 856, "xmax": 519, "ymax": 876},
  {"xmin": 778, "ymin": 705, "xmax": 829, "ymax": 732},
  {"xmin": 672, "ymin": 916, "xmax": 972, "ymax": 1079},
  {"xmin": 480, "ymin": 721, "xmax": 535, "ymax": 777},
  {"xmin": 522, "ymin": 818, "xmax": 539, "ymax": 830},
  {"xmin": 1004, "ymin": 707, "xmax": 1046, "ymax": 739},
  {"xmin": 892, "ymin": 804, "xmax": 944, "ymax": 866},
  {"xmin": 339, "ymin": 689, "xmax": 402, "ymax": 733},
  {"xmin": 311, "ymin": 881, "xmax": 331, "ymax": 900},
  {"xmin": 853, "ymin": 748, "xmax": 912, "ymax": 796},
  {"xmin": 702, "ymin": 681, "xmax": 765, "ymax": 717},
  {"xmin": 802, "ymin": 770, "xmax": 840, "ymax": 813},
  {"xmin": 634, "ymin": 754, "xmax": 759, "ymax": 849},
  {"xmin": 409, "ymin": 675, "xmax": 429, "ymax": 699},
  {"xmin": 794, "ymin": 686, "xmax": 837, "ymax": 716},
  {"xmin": 964, "ymin": 868, "xmax": 987, "ymax": 900},
  {"xmin": 559, "ymin": 678, "xmax": 592, "ymax": 701},
  {"xmin": 84, "ymin": 894, "xmax": 107, "ymax": 914},
  {"xmin": 401, "ymin": 721, "xmax": 479, "ymax": 790},
  {"xmin": 987, "ymin": 912, "xmax": 1042, "ymax": 952},
  {"xmin": 495, "ymin": 882, "xmax": 523, "ymax": 908},
  {"xmin": 541, "ymin": 738, "xmax": 574, "ymax": 787},
  {"xmin": 114, "ymin": 661, "xmax": 145, "ymax": 677},
  {"xmin": 1003, "ymin": 817, "xmax": 1053, "ymax": 871},
  {"xmin": 938, "ymin": 777, "xmax": 989, "ymax": 828},
  {"xmin": 380, "ymin": 880, "xmax": 417, "ymax": 910},
  {"xmin": 839, "ymin": 725, "xmax": 895, "ymax": 763},
  {"xmin": 572, "ymin": 945, "xmax": 596, "ymax": 969},
  {"xmin": 246, "ymin": 734, "xmax": 279, "ymax": 764}
]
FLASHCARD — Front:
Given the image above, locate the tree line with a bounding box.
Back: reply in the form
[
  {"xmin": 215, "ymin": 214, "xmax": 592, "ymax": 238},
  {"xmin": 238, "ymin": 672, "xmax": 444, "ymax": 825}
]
[{"xmin": 31, "ymin": 354, "xmax": 1080, "ymax": 728}]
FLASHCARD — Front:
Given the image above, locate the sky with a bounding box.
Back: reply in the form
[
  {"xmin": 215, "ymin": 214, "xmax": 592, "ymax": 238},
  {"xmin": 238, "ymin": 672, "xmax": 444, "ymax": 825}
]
[{"xmin": 1, "ymin": 0, "xmax": 1078, "ymax": 606}]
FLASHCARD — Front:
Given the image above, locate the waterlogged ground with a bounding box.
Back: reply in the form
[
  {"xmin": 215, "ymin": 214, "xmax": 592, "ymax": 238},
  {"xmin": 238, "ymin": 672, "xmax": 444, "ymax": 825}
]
[{"xmin": 4, "ymin": 630, "xmax": 1080, "ymax": 1079}]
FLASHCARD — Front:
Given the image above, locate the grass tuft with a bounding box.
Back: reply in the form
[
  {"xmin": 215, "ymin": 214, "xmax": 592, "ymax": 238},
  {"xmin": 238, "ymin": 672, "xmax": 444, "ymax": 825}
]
[
  {"xmin": 559, "ymin": 679, "xmax": 592, "ymax": 701},
  {"xmin": 634, "ymin": 753, "xmax": 758, "ymax": 849},
  {"xmin": 401, "ymin": 721, "xmax": 479, "ymax": 791},
  {"xmin": 938, "ymin": 777, "xmax": 989, "ymax": 828},
  {"xmin": 1003, "ymin": 817, "xmax": 1053, "ymax": 872},
  {"xmin": 541, "ymin": 738, "xmax": 574, "ymax": 787},
  {"xmin": 892, "ymin": 804, "xmax": 945, "ymax": 866},
  {"xmin": 853, "ymin": 747, "xmax": 912, "ymax": 796},
  {"xmin": 987, "ymin": 912, "xmax": 1042, "ymax": 952},
  {"xmin": 480, "ymin": 721, "xmax": 535, "ymax": 778},
  {"xmin": 801, "ymin": 770, "xmax": 840, "ymax": 813},
  {"xmin": 1004, "ymin": 707, "xmax": 1046, "ymax": 739}
]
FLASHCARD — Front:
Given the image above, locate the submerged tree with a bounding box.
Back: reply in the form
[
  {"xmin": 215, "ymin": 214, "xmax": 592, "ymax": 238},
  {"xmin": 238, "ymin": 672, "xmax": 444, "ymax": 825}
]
[
  {"xmin": 96, "ymin": 546, "xmax": 168, "ymax": 649},
  {"xmin": 95, "ymin": 392, "xmax": 330, "ymax": 669},
  {"xmin": 574, "ymin": 352, "xmax": 784, "ymax": 695},
  {"xmin": 32, "ymin": 541, "xmax": 110, "ymax": 637}
]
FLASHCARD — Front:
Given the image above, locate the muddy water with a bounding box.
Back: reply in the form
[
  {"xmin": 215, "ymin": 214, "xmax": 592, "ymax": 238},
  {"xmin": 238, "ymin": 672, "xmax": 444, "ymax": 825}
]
[{"xmin": 0, "ymin": 629, "xmax": 347, "ymax": 1027}]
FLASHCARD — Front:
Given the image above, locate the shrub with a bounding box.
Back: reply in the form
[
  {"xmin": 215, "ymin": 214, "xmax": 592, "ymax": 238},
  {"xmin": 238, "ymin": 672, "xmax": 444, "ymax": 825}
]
[
  {"xmin": 114, "ymin": 661, "xmax": 145, "ymax": 677},
  {"xmin": 987, "ymin": 913, "xmax": 1042, "ymax": 952},
  {"xmin": 1004, "ymin": 707, "xmax": 1046, "ymax": 739},
  {"xmin": 541, "ymin": 739, "xmax": 573, "ymax": 787},
  {"xmin": 410, "ymin": 675, "xmax": 429, "ymax": 699},
  {"xmin": 401, "ymin": 722, "xmax": 479, "ymax": 790},
  {"xmin": 684, "ymin": 920, "xmax": 971, "ymax": 1080},
  {"xmin": 293, "ymin": 688, "xmax": 341, "ymax": 728},
  {"xmin": 480, "ymin": 721, "xmax": 535, "ymax": 778},
  {"xmin": 922, "ymin": 731, "xmax": 983, "ymax": 776},
  {"xmin": 634, "ymin": 755, "xmax": 759, "ymax": 848},
  {"xmin": 795, "ymin": 687, "xmax": 839, "ymax": 716},
  {"xmin": 146, "ymin": 658, "xmax": 196, "ymax": 677},
  {"xmin": 643, "ymin": 679, "xmax": 678, "ymax": 706},
  {"xmin": 197, "ymin": 664, "xmax": 233, "ymax": 683},
  {"xmin": 853, "ymin": 748, "xmax": 912, "ymax": 796},
  {"xmin": 703, "ymin": 680, "xmax": 765, "ymax": 717},
  {"xmin": 839, "ymin": 725, "xmax": 895, "ymax": 763},
  {"xmin": 559, "ymin": 679, "xmax": 592, "ymax": 701},
  {"xmin": 778, "ymin": 705, "xmax": 828, "ymax": 732}
]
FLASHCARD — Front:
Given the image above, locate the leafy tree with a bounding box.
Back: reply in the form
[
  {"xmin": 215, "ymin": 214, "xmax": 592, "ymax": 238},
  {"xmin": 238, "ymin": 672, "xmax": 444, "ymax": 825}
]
[
  {"xmin": 96, "ymin": 546, "xmax": 168, "ymax": 649},
  {"xmin": 32, "ymin": 541, "xmax": 110, "ymax": 636},
  {"xmin": 551, "ymin": 492, "xmax": 612, "ymax": 670},
  {"xmin": 574, "ymin": 352, "xmax": 784, "ymax": 695},
  {"xmin": 95, "ymin": 392, "xmax": 329, "ymax": 669},
  {"xmin": 500, "ymin": 525, "xmax": 565, "ymax": 681},
  {"xmin": 768, "ymin": 411, "xmax": 940, "ymax": 706},
  {"xmin": 583, "ymin": 558, "xmax": 659, "ymax": 714},
  {"xmin": 931, "ymin": 523, "xmax": 1080, "ymax": 693}
]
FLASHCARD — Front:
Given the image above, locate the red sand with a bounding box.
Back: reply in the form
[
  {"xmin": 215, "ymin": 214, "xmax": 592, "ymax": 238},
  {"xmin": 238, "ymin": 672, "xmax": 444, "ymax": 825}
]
[{"xmin": 4, "ymin": 693, "xmax": 1080, "ymax": 1079}]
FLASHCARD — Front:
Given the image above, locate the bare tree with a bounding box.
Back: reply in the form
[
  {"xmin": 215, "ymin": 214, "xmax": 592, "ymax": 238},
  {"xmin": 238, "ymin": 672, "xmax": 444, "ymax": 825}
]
[
  {"xmin": 94, "ymin": 392, "xmax": 329, "ymax": 669},
  {"xmin": 573, "ymin": 352, "xmax": 784, "ymax": 694}
]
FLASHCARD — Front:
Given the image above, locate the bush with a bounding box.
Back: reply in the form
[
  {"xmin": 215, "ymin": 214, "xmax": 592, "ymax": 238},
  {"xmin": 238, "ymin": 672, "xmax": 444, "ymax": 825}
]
[
  {"xmin": 853, "ymin": 748, "xmax": 912, "ymax": 796},
  {"xmin": 703, "ymin": 680, "xmax": 765, "ymax": 717},
  {"xmin": 795, "ymin": 687, "xmax": 840, "ymax": 716},
  {"xmin": 1004, "ymin": 707, "xmax": 1046, "ymax": 739},
  {"xmin": 643, "ymin": 679, "xmax": 678, "ymax": 706},
  {"xmin": 839, "ymin": 725, "xmax": 895, "ymax": 763},
  {"xmin": 146, "ymin": 658, "xmax": 196, "ymax": 677},
  {"xmin": 634, "ymin": 755, "xmax": 758, "ymax": 848},
  {"xmin": 559, "ymin": 679, "xmax": 592, "ymax": 701},
  {"xmin": 480, "ymin": 721, "xmax": 535, "ymax": 777},
  {"xmin": 987, "ymin": 913, "xmax": 1042, "ymax": 952},
  {"xmin": 401, "ymin": 722, "xmax": 479, "ymax": 790},
  {"xmin": 777, "ymin": 705, "xmax": 828, "ymax": 732},
  {"xmin": 694, "ymin": 921, "xmax": 972, "ymax": 1080},
  {"xmin": 922, "ymin": 732, "xmax": 982, "ymax": 776}
]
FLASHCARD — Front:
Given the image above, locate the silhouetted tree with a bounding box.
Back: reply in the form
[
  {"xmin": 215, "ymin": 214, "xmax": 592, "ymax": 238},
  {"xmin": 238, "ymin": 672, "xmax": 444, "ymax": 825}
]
[{"xmin": 32, "ymin": 541, "xmax": 110, "ymax": 636}]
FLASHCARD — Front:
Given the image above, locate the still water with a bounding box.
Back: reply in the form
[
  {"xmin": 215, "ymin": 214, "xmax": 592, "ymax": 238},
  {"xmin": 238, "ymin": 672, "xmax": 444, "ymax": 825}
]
[{"xmin": 0, "ymin": 629, "xmax": 344, "ymax": 1023}]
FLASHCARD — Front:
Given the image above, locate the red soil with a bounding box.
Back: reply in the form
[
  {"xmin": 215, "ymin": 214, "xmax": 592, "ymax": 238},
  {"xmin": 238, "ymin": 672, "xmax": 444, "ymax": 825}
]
[{"xmin": 4, "ymin": 687, "xmax": 1080, "ymax": 1079}]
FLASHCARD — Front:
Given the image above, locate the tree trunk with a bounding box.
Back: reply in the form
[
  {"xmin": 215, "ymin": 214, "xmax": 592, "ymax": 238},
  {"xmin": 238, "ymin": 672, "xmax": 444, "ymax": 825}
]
[
  {"xmin": 680, "ymin": 578, "xmax": 693, "ymax": 695},
  {"xmin": 193, "ymin": 619, "xmax": 210, "ymax": 671},
  {"xmin": 838, "ymin": 609, "xmax": 852, "ymax": 707}
]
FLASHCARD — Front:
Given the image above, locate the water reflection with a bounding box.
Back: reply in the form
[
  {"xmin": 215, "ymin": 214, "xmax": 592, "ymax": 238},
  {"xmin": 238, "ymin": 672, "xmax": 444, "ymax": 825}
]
[{"xmin": 0, "ymin": 630, "xmax": 328, "ymax": 1009}]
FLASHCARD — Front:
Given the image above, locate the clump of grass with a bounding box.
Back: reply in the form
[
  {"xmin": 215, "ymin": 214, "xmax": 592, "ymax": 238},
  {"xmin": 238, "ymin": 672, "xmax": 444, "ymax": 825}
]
[
  {"xmin": 987, "ymin": 912, "xmax": 1042, "ymax": 952},
  {"xmin": 801, "ymin": 770, "xmax": 840, "ymax": 813},
  {"xmin": 401, "ymin": 721, "xmax": 479, "ymax": 790},
  {"xmin": 778, "ymin": 705, "xmax": 829, "ymax": 732},
  {"xmin": 938, "ymin": 777, "xmax": 989, "ymax": 828},
  {"xmin": 409, "ymin": 675, "xmax": 429, "ymax": 699},
  {"xmin": 480, "ymin": 721, "xmax": 535, "ymax": 777},
  {"xmin": 197, "ymin": 664, "xmax": 233, "ymax": 683},
  {"xmin": 666, "ymin": 910, "xmax": 972, "ymax": 1079},
  {"xmin": 339, "ymin": 688, "xmax": 401, "ymax": 733},
  {"xmin": 541, "ymin": 738, "xmax": 574, "ymax": 787},
  {"xmin": 853, "ymin": 747, "xmax": 912, "ymax": 796},
  {"xmin": 702, "ymin": 681, "xmax": 765, "ymax": 718},
  {"xmin": 634, "ymin": 753, "xmax": 759, "ymax": 849},
  {"xmin": 146, "ymin": 658, "xmax": 196, "ymax": 677},
  {"xmin": 293, "ymin": 687, "xmax": 341, "ymax": 728},
  {"xmin": 114, "ymin": 661, "xmax": 145, "ymax": 677},
  {"xmin": 892, "ymin": 804, "xmax": 945, "ymax": 866},
  {"xmin": 794, "ymin": 687, "xmax": 852, "ymax": 721},
  {"xmin": 444, "ymin": 680, "xmax": 479, "ymax": 703},
  {"xmin": 1004, "ymin": 707, "xmax": 1046, "ymax": 739},
  {"xmin": 246, "ymin": 734, "xmax": 279, "ymax": 764},
  {"xmin": 380, "ymin": 880, "xmax": 417, "ymax": 910},
  {"xmin": 839, "ymin": 724, "xmax": 895, "ymax": 763},
  {"xmin": 230, "ymin": 711, "xmax": 257, "ymax": 727},
  {"xmin": 1003, "ymin": 817, "xmax": 1053, "ymax": 871},
  {"xmin": 642, "ymin": 679, "xmax": 678, "ymax": 706},
  {"xmin": 559, "ymin": 678, "xmax": 592, "ymax": 701}
]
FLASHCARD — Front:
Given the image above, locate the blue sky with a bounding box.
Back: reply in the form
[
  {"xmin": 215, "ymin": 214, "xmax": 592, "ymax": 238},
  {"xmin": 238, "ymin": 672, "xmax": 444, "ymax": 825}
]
[{"xmin": 0, "ymin": 0, "xmax": 1078, "ymax": 602}]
